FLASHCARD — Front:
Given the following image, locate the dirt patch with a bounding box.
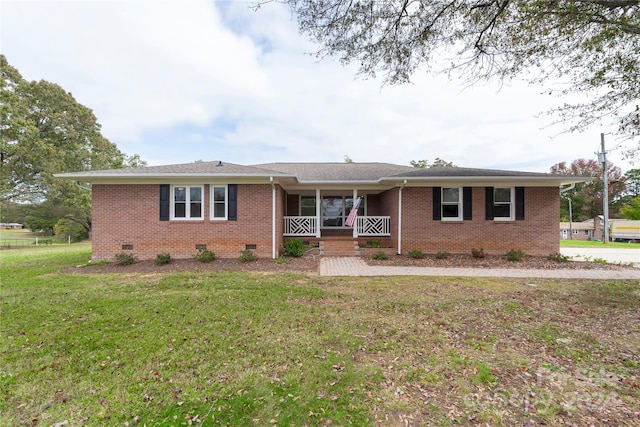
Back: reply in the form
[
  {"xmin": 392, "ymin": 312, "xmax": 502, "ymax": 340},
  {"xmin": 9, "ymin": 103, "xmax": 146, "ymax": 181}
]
[
  {"xmin": 69, "ymin": 255, "xmax": 320, "ymax": 274},
  {"xmin": 67, "ymin": 252, "xmax": 638, "ymax": 275}
]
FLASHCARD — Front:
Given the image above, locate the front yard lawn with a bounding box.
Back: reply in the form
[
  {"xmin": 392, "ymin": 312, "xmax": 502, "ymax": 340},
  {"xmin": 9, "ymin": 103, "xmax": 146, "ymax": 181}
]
[
  {"xmin": 560, "ymin": 239, "xmax": 640, "ymax": 249},
  {"xmin": 1, "ymin": 245, "xmax": 639, "ymax": 426}
]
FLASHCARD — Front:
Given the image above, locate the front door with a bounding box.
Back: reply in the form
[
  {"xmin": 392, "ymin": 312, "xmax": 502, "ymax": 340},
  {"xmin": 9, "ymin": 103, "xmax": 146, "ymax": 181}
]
[
  {"xmin": 322, "ymin": 197, "xmax": 345, "ymax": 227},
  {"xmin": 321, "ymin": 196, "xmax": 364, "ymax": 228}
]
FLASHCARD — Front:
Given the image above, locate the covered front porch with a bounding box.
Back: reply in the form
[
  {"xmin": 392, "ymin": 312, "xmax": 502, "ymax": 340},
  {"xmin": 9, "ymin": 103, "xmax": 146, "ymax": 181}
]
[{"xmin": 282, "ymin": 189, "xmax": 393, "ymax": 239}]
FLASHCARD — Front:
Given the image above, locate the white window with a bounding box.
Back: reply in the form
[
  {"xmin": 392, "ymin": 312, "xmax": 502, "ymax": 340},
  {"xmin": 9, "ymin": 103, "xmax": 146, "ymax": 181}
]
[
  {"xmin": 442, "ymin": 187, "xmax": 462, "ymax": 221},
  {"xmin": 172, "ymin": 185, "xmax": 203, "ymax": 220},
  {"xmin": 493, "ymin": 187, "xmax": 514, "ymax": 220},
  {"xmin": 210, "ymin": 185, "xmax": 228, "ymax": 220}
]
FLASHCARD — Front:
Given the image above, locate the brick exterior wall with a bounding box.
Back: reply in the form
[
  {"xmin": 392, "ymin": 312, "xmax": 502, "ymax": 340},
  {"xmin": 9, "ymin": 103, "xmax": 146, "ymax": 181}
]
[
  {"xmin": 92, "ymin": 184, "xmax": 282, "ymax": 261},
  {"xmin": 400, "ymin": 187, "xmax": 559, "ymax": 256},
  {"xmin": 92, "ymin": 184, "xmax": 559, "ymax": 260},
  {"xmin": 373, "ymin": 188, "xmax": 399, "ymax": 248}
]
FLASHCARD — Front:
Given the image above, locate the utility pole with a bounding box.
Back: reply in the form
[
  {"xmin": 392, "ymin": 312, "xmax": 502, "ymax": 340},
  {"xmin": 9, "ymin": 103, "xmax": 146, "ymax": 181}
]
[
  {"xmin": 568, "ymin": 198, "xmax": 573, "ymax": 240},
  {"xmin": 598, "ymin": 133, "xmax": 610, "ymax": 244}
]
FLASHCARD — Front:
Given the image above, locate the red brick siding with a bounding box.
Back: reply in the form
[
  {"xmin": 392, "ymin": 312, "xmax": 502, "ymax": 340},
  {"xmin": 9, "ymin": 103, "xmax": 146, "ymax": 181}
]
[
  {"xmin": 92, "ymin": 184, "xmax": 280, "ymax": 261},
  {"xmin": 400, "ymin": 187, "xmax": 559, "ymax": 256},
  {"xmin": 371, "ymin": 189, "xmax": 399, "ymax": 248},
  {"xmin": 93, "ymin": 184, "xmax": 559, "ymax": 260}
]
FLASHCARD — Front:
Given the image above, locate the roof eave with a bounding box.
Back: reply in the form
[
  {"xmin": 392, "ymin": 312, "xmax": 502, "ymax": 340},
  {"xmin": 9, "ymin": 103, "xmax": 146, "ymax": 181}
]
[
  {"xmin": 54, "ymin": 172, "xmax": 293, "ymax": 183},
  {"xmin": 383, "ymin": 176, "xmax": 592, "ymax": 187}
]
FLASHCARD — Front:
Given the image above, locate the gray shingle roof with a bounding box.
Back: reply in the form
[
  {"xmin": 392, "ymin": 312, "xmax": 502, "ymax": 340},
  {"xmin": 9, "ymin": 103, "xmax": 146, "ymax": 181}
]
[
  {"xmin": 252, "ymin": 162, "xmax": 415, "ymax": 181},
  {"xmin": 56, "ymin": 161, "xmax": 291, "ymax": 178},
  {"xmin": 56, "ymin": 160, "xmax": 588, "ymax": 186}
]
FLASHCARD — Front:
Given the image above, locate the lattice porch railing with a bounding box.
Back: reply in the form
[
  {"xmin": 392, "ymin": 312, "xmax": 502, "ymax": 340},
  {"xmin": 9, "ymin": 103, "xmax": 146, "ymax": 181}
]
[
  {"xmin": 356, "ymin": 216, "xmax": 390, "ymax": 236},
  {"xmin": 284, "ymin": 216, "xmax": 317, "ymax": 236}
]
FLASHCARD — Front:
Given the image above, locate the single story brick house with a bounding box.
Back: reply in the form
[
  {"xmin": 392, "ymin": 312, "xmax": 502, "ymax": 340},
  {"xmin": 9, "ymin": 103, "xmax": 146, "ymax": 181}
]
[
  {"xmin": 57, "ymin": 161, "xmax": 588, "ymax": 260},
  {"xmin": 559, "ymin": 216, "xmax": 603, "ymax": 241}
]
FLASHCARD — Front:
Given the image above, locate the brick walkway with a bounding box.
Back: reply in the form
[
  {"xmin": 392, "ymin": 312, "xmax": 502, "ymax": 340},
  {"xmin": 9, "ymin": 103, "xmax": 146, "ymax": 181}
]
[{"xmin": 320, "ymin": 257, "xmax": 640, "ymax": 279}]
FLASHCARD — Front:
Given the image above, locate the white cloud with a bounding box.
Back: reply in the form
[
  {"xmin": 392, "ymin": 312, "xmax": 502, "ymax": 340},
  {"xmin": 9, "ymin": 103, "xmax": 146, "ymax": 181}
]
[{"xmin": 1, "ymin": 0, "xmax": 632, "ymax": 172}]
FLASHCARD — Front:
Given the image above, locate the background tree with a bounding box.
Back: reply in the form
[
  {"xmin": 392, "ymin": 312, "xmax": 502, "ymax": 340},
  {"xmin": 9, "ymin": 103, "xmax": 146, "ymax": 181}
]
[
  {"xmin": 624, "ymin": 168, "xmax": 640, "ymax": 198},
  {"xmin": 410, "ymin": 158, "xmax": 455, "ymax": 168},
  {"xmin": 0, "ymin": 201, "xmax": 28, "ymax": 224},
  {"xmin": 621, "ymin": 195, "xmax": 640, "ymax": 219},
  {"xmin": 551, "ymin": 158, "xmax": 626, "ymax": 221},
  {"xmin": 280, "ymin": 1, "xmax": 640, "ymax": 157},
  {"xmin": 1, "ymin": 55, "xmax": 144, "ymax": 236}
]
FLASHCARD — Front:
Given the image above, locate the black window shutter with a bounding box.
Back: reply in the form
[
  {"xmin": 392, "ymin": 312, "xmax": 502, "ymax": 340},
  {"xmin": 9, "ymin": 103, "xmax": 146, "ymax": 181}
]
[
  {"xmin": 515, "ymin": 187, "xmax": 525, "ymax": 220},
  {"xmin": 463, "ymin": 187, "xmax": 472, "ymax": 220},
  {"xmin": 159, "ymin": 184, "xmax": 170, "ymax": 221},
  {"xmin": 485, "ymin": 187, "xmax": 494, "ymax": 220},
  {"xmin": 432, "ymin": 187, "xmax": 442, "ymax": 220},
  {"xmin": 228, "ymin": 184, "xmax": 237, "ymax": 221}
]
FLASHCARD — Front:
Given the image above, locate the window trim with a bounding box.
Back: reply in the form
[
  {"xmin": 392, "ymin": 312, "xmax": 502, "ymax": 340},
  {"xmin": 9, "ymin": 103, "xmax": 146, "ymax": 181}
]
[
  {"xmin": 441, "ymin": 187, "xmax": 462, "ymax": 221},
  {"xmin": 210, "ymin": 184, "xmax": 228, "ymax": 220},
  {"xmin": 493, "ymin": 187, "xmax": 514, "ymax": 221},
  {"xmin": 170, "ymin": 185, "xmax": 204, "ymax": 220}
]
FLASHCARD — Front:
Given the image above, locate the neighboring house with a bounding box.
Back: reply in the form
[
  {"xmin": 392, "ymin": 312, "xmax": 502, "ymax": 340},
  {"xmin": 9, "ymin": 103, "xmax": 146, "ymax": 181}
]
[
  {"xmin": 0, "ymin": 223, "xmax": 24, "ymax": 230},
  {"xmin": 559, "ymin": 216, "xmax": 603, "ymax": 241},
  {"xmin": 56, "ymin": 161, "xmax": 588, "ymax": 260}
]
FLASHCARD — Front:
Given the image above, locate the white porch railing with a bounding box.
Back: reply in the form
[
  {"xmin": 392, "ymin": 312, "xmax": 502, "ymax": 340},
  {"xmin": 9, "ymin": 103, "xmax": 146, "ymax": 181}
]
[
  {"xmin": 357, "ymin": 216, "xmax": 390, "ymax": 236},
  {"xmin": 283, "ymin": 216, "xmax": 390, "ymax": 236},
  {"xmin": 284, "ymin": 216, "xmax": 318, "ymax": 236}
]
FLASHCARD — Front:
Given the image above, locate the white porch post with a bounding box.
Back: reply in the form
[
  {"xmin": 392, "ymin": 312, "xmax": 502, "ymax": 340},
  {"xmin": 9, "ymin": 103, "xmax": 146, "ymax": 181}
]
[
  {"xmin": 271, "ymin": 177, "xmax": 276, "ymax": 259},
  {"xmin": 352, "ymin": 188, "xmax": 358, "ymax": 238},
  {"xmin": 315, "ymin": 189, "xmax": 321, "ymax": 238},
  {"xmin": 397, "ymin": 180, "xmax": 406, "ymax": 255}
]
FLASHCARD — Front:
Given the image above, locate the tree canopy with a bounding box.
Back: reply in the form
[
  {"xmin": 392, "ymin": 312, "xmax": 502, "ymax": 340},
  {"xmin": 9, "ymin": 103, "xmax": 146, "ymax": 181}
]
[
  {"xmin": 621, "ymin": 195, "xmax": 640, "ymax": 219},
  {"xmin": 1, "ymin": 55, "xmax": 143, "ymax": 235},
  {"xmin": 281, "ymin": 0, "xmax": 639, "ymax": 156},
  {"xmin": 551, "ymin": 158, "xmax": 626, "ymax": 221}
]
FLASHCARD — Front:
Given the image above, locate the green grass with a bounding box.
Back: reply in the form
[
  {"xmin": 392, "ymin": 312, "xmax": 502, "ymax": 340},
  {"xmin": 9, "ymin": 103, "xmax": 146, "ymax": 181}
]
[
  {"xmin": 0, "ymin": 229, "xmax": 46, "ymax": 240},
  {"xmin": 560, "ymin": 239, "xmax": 640, "ymax": 248},
  {"xmin": 2, "ymin": 246, "xmax": 639, "ymax": 426}
]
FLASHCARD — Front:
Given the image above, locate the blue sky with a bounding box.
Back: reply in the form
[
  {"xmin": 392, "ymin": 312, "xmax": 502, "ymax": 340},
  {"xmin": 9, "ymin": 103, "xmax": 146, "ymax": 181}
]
[{"xmin": 1, "ymin": 0, "xmax": 634, "ymax": 172}]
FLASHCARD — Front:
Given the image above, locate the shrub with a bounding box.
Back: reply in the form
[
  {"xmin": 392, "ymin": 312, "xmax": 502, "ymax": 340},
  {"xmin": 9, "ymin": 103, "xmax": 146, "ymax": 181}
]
[
  {"xmin": 195, "ymin": 248, "xmax": 216, "ymax": 263},
  {"xmin": 593, "ymin": 257, "xmax": 608, "ymax": 264},
  {"xmin": 547, "ymin": 252, "xmax": 570, "ymax": 263},
  {"xmin": 408, "ymin": 249, "xmax": 425, "ymax": 259},
  {"xmin": 274, "ymin": 256, "xmax": 292, "ymax": 265},
  {"xmin": 283, "ymin": 238, "xmax": 306, "ymax": 257},
  {"xmin": 155, "ymin": 253, "xmax": 171, "ymax": 265},
  {"xmin": 115, "ymin": 252, "xmax": 135, "ymax": 266},
  {"xmin": 239, "ymin": 249, "xmax": 257, "ymax": 262},
  {"xmin": 506, "ymin": 249, "xmax": 525, "ymax": 261},
  {"xmin": 372, "ymin": 251, "xmax": 389, "ymax": 260},
  {"xmin": 435, "ymin": 251, "xmax": 450, "ymax": 259},
  {"xmin": 471, "ymin": 248, "xmax": 485, "ymax": 259}
]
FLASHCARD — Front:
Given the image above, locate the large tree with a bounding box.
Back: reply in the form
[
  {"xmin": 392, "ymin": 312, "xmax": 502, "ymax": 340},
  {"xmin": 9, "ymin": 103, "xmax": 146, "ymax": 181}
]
[
  {"xmin": 1, "ymin": 55, "xmax": 143, "ymax": 235},
  {"xmin": 279, "ymin": 0, "xmax": 639, "ymax": 156},
  {"xmin": 551, "ymin": 158, "xmax": 626, "ymax": 221}
]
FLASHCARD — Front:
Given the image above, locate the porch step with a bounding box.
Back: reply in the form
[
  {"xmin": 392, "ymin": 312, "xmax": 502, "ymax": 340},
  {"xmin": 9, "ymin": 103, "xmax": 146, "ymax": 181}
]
[{"xmin": 319, "ymin": 239, "xmax": 360, "ymax": 256}]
